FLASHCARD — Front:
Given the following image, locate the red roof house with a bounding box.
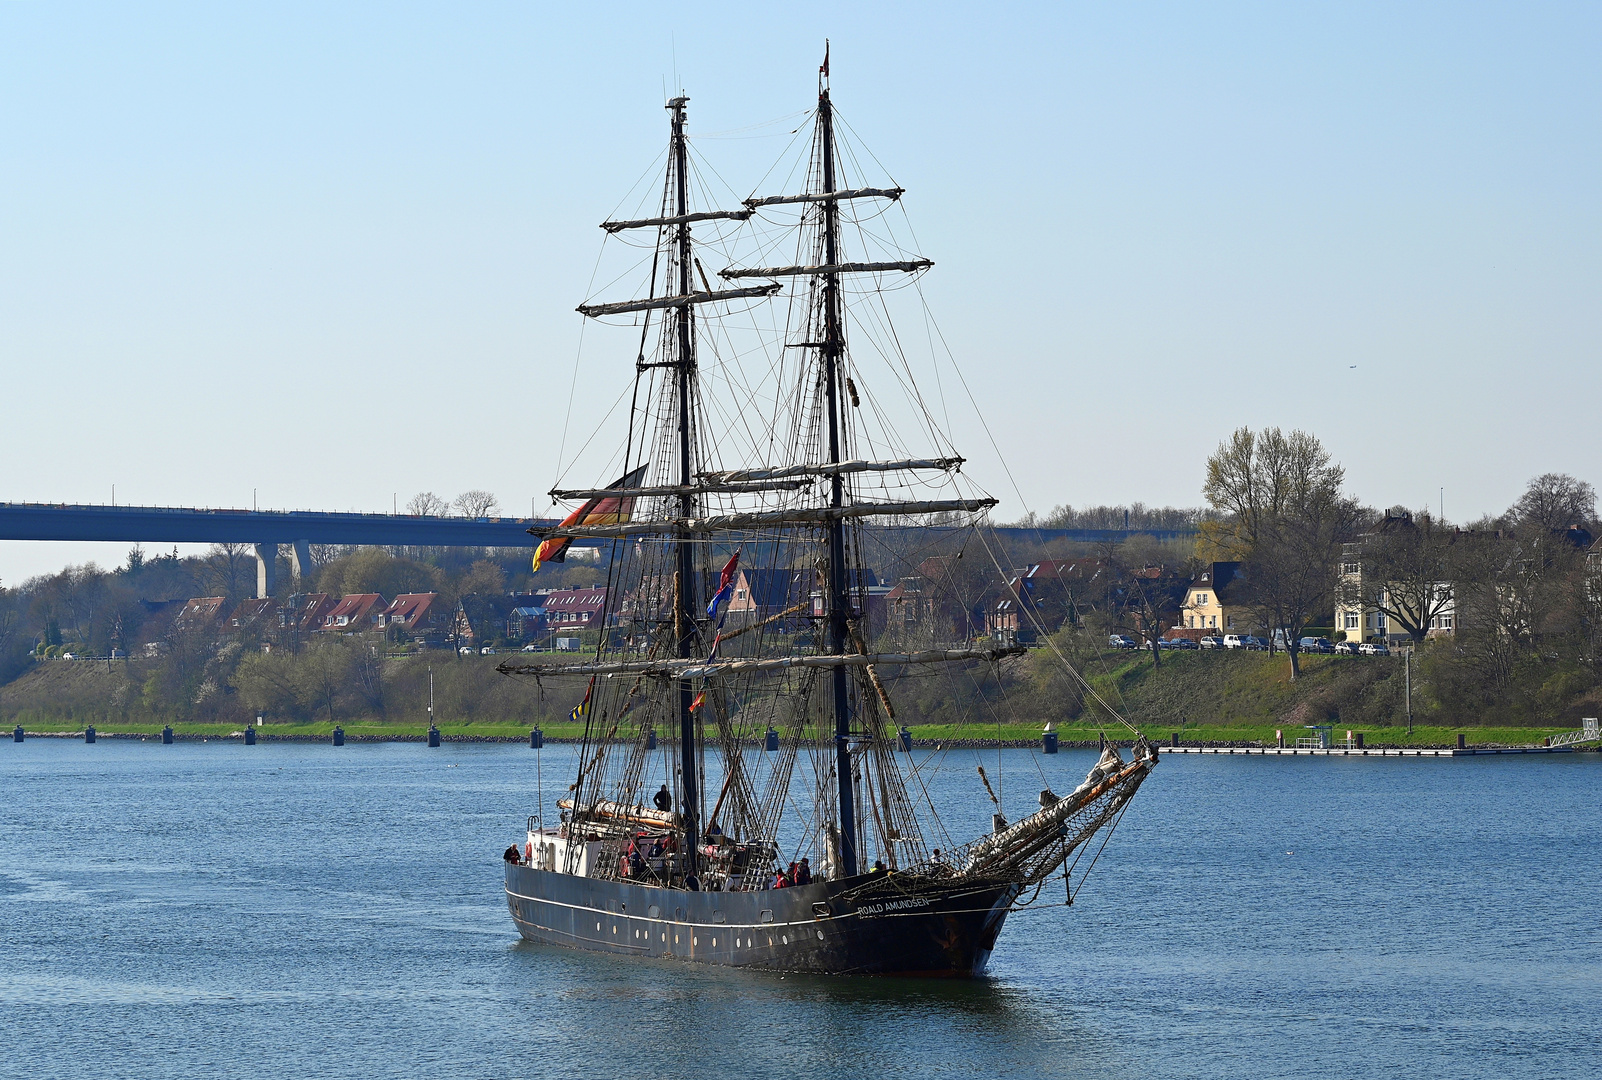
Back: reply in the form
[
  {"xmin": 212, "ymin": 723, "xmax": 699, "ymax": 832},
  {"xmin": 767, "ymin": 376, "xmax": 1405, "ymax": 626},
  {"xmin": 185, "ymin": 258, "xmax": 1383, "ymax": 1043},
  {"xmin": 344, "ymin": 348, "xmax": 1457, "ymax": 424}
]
[{"xmin": 321, "ymin": 593, "xmax": 387, "ymax": 632}]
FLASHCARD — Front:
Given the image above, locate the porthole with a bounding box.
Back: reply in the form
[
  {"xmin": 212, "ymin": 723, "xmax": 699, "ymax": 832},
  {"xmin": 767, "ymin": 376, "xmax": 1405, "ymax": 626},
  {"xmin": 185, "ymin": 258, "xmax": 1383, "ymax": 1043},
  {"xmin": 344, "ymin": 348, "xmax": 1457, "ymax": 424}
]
[
  {"xmin": 596, "ymin": 922, "xmax": 601, "ymax": 932},
  {"xmin": 712, "ymin": 938, "xmax": 717, "ymax": 947},
  {"xmin": 782, "ymin": 934, "xmax": 789, "ymax": 945},
  {"xmin": 612, "ymin": 926, "xmax": 617, "ymax": 934},
  {"xmin": 817, "ymin": 930, "xmax": 824, "ymax": 940},
  {"xmin": 693, "ymin": 936, "xmax": 699, "ymax": 946}
]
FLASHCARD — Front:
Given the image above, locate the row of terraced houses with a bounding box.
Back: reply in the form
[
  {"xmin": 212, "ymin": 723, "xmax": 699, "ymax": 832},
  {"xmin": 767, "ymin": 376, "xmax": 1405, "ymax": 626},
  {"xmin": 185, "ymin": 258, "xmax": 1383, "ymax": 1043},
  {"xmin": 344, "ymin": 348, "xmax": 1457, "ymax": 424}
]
[{"xmin": 149, "ymin": 586, "xmax": 613, "ymax": 654}]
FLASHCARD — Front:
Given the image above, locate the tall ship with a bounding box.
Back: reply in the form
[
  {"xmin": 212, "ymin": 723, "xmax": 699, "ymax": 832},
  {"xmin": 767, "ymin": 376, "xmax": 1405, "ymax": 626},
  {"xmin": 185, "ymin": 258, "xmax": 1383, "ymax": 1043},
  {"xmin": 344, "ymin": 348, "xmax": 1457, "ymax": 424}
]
[{"xmin": 501, "ymin": 58, "xmax": 1157, "ymax": 977}]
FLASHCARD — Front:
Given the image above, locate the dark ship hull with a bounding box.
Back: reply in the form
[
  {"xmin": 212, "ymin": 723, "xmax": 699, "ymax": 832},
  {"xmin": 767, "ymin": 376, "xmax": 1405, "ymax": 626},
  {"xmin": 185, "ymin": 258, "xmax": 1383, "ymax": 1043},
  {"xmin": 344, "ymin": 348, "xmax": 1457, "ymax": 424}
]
[{"xmin": 505, "ymin": 864, "xmax": 1024, "ymax": 977}]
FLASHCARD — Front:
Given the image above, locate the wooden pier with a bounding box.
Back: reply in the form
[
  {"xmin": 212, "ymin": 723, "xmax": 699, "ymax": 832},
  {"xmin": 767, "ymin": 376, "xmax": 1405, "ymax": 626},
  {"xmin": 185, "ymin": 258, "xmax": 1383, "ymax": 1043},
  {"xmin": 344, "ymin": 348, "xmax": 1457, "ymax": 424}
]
[
  {"xmin": 1160, "ymin": 744, "xmax": 1578, "ymax": 757},
  {"xmin": 1159, "ymin": 718, "xmax": 1600, "ymax": 758}
]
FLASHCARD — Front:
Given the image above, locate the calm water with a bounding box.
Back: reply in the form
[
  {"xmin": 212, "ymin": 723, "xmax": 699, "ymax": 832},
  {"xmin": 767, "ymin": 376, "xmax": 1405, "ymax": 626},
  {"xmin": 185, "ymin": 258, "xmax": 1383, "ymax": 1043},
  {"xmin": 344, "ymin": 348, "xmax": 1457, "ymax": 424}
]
[{"xmin": 1, "ymin": 738, "xmax": 1597, "ymax": 1080}]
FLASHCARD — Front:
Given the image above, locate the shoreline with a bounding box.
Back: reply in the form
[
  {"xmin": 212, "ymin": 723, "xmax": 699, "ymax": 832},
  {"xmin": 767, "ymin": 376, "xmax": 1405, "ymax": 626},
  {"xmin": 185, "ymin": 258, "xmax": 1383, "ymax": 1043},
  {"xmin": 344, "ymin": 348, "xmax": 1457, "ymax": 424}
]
[{"xmin": 8, "ymin": 728, "xmax": 1595, "ymax": 752}]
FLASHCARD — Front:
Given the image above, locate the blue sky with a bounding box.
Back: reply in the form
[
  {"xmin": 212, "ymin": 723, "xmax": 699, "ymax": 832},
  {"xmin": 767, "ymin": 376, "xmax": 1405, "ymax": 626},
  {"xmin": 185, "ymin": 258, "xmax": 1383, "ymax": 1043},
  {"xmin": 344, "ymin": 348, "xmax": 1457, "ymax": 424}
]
[{"xmin": 2, "ymin": 2, "xmax": 1598, "ymax": 583}]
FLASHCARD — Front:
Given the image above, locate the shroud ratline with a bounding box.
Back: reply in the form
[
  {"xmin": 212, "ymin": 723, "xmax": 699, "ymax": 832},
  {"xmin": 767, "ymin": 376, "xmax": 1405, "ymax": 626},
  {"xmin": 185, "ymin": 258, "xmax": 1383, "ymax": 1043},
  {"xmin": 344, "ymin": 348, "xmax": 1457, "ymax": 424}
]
[{"xmin": 498, "ymin": 61, "xmax": 1157, "ymax": 977}]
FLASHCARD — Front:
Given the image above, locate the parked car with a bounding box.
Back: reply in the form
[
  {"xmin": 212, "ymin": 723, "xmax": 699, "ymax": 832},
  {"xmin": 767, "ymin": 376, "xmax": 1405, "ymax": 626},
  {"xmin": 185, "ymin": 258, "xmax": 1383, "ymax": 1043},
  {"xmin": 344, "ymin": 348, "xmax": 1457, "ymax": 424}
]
[
  {"xmin": 1108, "ymin": 635, "xmax": 1137, "ymax": 650},
  {"xmin": 480, "ymin": 646, "xmax": 498, "ymax": 655},
  {"xmin": 1222, "ymin": 634, "xmax": 1243, "ymax": 649},
  {"xmin": 1334, "ymin": 641, "xmax": 1360, "ymax": 655},
  {"xmin": 459, "ymin": 646, "xmax": 475, "ymax": 655},
  {"xmin": 1173, "ymin": 637, "xmax": 1198, "ymax": 650},
  {"xmin": 1359, "ymin": 642, "xmax": 1391, "ymax": 656},
  {"xmin": 1241, "ymin": 636, "xmax": 1269, "ymax": 651},
  {"xmin": 1199, "ymin": 636, "xmax": 1223, "ymax": 650},
  {"xmin": 1298, "ymin": 637, "xmax": 1334, "ymax": 653},
  {"xmin": 521, "ymin": 643, "xmax": 540, "ymax": 652}
]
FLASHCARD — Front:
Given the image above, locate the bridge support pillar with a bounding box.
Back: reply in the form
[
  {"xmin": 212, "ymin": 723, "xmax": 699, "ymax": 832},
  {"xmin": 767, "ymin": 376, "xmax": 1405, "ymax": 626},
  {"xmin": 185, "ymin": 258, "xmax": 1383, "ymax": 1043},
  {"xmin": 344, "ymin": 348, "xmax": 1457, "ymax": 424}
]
[
  {"xmin": 254, "ymin": 543, "xmax": 278, "ymax": 598},
  {"xmin": 291, "ymin": 539, "xmax": 314, "ymax": 585}
]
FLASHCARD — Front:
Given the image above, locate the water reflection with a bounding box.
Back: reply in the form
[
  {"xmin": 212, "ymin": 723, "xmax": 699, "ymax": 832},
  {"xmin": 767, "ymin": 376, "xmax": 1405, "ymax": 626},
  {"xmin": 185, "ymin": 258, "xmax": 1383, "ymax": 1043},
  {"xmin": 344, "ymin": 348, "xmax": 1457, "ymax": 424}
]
[{"xmin": 504, "ymin": 937, "xmax": 1118, "ymax": 1079}]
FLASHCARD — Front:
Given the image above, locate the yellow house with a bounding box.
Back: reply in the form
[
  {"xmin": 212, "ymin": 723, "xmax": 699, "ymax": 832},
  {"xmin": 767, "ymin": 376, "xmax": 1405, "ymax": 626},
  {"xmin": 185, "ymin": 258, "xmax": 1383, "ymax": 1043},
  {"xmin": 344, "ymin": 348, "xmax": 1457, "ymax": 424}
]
[{"xmin": 1178, "ymin": 562, "xmax": 1260, "ymax": 635}]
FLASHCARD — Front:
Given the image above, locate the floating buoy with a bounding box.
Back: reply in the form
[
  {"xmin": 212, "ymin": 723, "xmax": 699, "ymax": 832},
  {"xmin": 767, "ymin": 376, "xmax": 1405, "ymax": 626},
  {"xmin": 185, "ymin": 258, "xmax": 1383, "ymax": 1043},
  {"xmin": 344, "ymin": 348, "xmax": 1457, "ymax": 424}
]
[
  {"xmin": 428, "ymin": 725, "xmax": 441, "ymax": 748},
  {"xmin": 898, "ymin": 726, "xmax": 913, "ymax": 752},
  {"xmin": 529, "ymin": 727, "xmax": 544, "ymax": 750},
  {"xmin": 85, "ymin": 725, "xmax": 96, "ymax": 744},
  {"xmin": 764, "ymin": 727, "xmax": 779, "ymax": 752},
  {"xmin": 244, "ymin": 727, "xmax": 257, "ymax": 745},
  {"xmin": 332, "ymin": 726, "xmax": 345, "ymax": 747},
  {"xmin": 162, "ymin": 725, "xmax": 174, "ymax": 745},
  {"xmin": 12, "ymin": 725, "xmax": 23, "ymax": 743},
  {"xmin": 1042, "ymin": 729, "xmax": 1059, "ymax": 754},
  {"xmin": 645, "ymin": 727, "xmax": 656, "ymax": 750}
]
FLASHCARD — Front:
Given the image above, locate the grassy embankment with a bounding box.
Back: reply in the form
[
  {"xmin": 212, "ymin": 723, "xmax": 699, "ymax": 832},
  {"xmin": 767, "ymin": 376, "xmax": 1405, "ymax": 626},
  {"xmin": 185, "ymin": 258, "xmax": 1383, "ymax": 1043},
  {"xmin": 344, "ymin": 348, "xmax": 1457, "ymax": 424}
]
[{"xmin": 1, "ymin": 647, "xmax": 1580, "ymax": 747}]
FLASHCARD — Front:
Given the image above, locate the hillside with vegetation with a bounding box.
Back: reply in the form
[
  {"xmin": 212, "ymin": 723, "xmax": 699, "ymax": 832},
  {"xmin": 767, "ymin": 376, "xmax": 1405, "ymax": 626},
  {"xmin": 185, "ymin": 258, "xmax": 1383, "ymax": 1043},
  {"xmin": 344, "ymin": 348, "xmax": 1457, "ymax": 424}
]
[{"xmin": 2, "ymin": 456, "xmax": 1599, "ymax": 743}]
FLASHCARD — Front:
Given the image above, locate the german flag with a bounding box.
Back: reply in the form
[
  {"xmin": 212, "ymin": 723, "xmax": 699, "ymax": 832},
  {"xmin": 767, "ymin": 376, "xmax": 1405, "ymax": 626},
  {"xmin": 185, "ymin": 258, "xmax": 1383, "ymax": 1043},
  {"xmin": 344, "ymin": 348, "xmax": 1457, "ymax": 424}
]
[{"xmin": 534, "ymin": 465, "xmax": 648, "ymax": 572}]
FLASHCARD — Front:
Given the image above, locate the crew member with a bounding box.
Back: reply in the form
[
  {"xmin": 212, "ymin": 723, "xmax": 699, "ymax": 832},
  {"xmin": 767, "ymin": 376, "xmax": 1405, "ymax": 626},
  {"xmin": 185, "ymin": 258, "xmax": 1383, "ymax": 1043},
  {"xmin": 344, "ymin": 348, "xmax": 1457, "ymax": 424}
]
[
  {"xmin": 503, "ymin": 844, "xmax": 521, "ymax": 864},
  {"xmin": 653, "ymin": 784, "xmax": 672, "ymax": 812}
]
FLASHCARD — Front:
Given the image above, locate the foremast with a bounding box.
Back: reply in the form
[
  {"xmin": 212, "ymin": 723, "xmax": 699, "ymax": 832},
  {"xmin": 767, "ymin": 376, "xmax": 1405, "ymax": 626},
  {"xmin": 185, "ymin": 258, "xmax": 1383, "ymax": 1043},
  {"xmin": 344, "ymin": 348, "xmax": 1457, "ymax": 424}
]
[{"xmin": 668, "ymin": 96, "xmax": 702, "ymax": 880}]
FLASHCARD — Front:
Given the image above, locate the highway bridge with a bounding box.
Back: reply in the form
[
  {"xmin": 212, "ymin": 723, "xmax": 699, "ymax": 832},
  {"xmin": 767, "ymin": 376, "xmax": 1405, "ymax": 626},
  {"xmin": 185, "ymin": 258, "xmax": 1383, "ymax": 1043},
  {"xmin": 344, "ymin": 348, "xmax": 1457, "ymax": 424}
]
[
  {"xmin": 0, "ymin": 501, "xmax": 1196, "ymax": 598},
  {"xmin": 0, "ymin": 502, "xmax": 555, "ymax": 597}
]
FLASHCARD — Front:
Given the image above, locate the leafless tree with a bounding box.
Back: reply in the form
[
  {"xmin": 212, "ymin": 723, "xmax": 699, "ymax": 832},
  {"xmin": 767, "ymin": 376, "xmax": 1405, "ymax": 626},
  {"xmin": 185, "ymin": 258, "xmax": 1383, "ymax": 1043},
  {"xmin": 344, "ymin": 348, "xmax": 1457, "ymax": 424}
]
[
  {"xmin": 1203, "ymin": 427, "xmax": 1344, "ymax": 555},
  {"xmin": 1341, "ymin": 508, "xmax": 1460, "ymax": 643},
  {"xmin": 452, "ymin": 490, "xmax": 500, "ymax": 519},
  {"xmin": 406, "ymin": 491, "xmax": 449, "ymax": 517},
  {"xmin": 1511, "ymin": 473, "xmax": 1596, "ymax": 531},
  {"xmin": 203, "ymin": 543, "xmax": 254, "ymax": 599},
  {"xmin": 1204, "ymin": 427, "xmax": 1358, "ymax": 678}
]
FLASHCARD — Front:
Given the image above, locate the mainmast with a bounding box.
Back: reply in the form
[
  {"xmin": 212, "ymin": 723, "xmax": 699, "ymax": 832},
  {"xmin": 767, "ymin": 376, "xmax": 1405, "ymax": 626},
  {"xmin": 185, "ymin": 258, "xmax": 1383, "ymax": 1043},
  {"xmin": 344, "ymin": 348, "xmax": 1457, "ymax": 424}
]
[
  {"xmin": 668, "ymin": 95, "xmax": 701, "ymax": 880},
  {"xmin": 817, "ymin": 79, "xmax": 858, "ymax": 878}
]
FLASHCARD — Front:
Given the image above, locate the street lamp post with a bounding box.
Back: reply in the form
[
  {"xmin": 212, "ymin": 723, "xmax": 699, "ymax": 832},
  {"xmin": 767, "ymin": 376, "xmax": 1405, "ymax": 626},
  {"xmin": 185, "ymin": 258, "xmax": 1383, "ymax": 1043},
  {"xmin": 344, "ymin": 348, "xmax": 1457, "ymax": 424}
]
[{"xmin": 1405, "ymin": 645, "xmax": 1413, "ymax": 735}]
